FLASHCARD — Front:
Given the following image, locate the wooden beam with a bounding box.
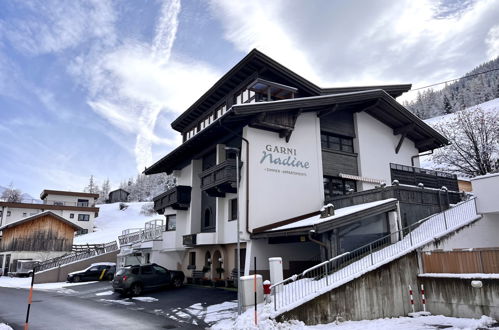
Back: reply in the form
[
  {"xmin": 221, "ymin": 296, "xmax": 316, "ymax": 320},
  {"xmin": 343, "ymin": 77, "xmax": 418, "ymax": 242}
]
[
  {"xmin": 395, "ymin": 132, "xmax": 407, "ymax": 154},
  {"xmin": 416, "ymin": 138, "xmax": 435, "ymax": 149},
  {"xmin": 393, "ymin": 123, "xmax": 415, "ymax": 135},
  {"xmin": 317, "ymin": 104, "xmax": 339, "ymax": 118}
]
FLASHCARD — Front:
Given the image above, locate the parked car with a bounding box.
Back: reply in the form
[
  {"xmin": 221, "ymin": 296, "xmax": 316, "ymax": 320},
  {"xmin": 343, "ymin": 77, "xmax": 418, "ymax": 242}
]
[
  {"xmin": 112, "ymin": 263, "xmax": 185, "ymax": 296},
  {"xmin": 9, "ymin": 260, "xmax": 40, "ymax": 277},
  {"xmin": 67, "ymin": 262, "xmax": 116, "ymax": 283}
]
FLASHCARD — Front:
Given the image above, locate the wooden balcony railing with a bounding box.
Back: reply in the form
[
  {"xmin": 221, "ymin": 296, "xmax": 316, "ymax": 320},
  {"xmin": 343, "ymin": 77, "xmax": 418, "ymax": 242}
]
[
  {"xmin": 153, "ymin": 185, "xmax": 192, "ymax": 213},
  {"xmin": 199, "ymin": 159, "xmax": 238, "ymax": 197},
  {"xmin": 390, "ymin": 163, "xmax": 459, "ymax": 192}
]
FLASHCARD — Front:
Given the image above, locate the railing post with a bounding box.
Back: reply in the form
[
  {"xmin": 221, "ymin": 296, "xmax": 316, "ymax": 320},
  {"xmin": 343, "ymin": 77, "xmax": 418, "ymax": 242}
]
[
  {"xmin": 409, "ymin": 228, "xmax": 413, "ymax": 246},
  {"xmin": 324, "ymin": 264, "xmax": 329, "ymax": 285},
  {"xmin": 443, "ymin": 211, "xmax": 448, "ymax": 230},
  {"xmin": 369, "ymin": 244, "xmax": 374, "ymax": 265},
  {"xmin": 273, "ymin": 287, "xmax": 277, "ymax": 311}
]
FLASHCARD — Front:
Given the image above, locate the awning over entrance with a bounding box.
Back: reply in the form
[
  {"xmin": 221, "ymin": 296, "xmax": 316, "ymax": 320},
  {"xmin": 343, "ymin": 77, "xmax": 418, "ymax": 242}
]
[{"xmin": 252, "ymin": 199, "xmax": 398, "ymax": 238}]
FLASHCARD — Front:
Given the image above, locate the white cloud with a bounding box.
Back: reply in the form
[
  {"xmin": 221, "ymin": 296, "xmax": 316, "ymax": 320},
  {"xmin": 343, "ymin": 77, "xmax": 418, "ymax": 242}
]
[
  {"xmin": 485, "ymin": 25, "xmax": 499, "ymax": 60},
  {"xmin": 211, "ymin": 0, "xmax": 499, "ymax": 94},
  {"xmin": 69, "ymin": 0, "xmax": 221, "ymax": 171},
  {"xmin": 0, "ymin": 0, "xmax": 116, "ymax": 55}
]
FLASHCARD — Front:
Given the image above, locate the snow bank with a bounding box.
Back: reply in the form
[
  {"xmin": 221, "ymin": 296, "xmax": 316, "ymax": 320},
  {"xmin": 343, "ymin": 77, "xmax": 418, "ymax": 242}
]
[
  {"xmin": 212, "ymin": 310, "xmax": 496, "ymax": 330},
  {"xmin": 0, "ymin": 324, "xmax": 13, "ymax": 330},
  {"xmin": 418, "ymin": 273, "xmax": 499, "ymax": 279},
  {"xmin": 0, "ymin": 276, "xmax": 96, "ymax": 290},
  {"xmin": 73, "ymin": 202, "xmax": 164, "ymax": 245},
  {"xmin": 132, "ymin": 297, "xmax": 159, "ymax": 302}
]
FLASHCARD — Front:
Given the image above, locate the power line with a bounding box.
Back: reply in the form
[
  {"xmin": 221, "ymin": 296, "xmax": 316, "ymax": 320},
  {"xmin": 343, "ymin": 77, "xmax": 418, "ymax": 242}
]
[{"xmin": 409, "ymin": 67, "xmax": 499, "ymax": 92}]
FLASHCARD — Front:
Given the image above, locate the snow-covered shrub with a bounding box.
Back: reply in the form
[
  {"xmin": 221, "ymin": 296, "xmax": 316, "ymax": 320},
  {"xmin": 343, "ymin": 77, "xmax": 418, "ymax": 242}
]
[
  {"xmin": 139, "ymin": 203, "xmax": 155, "ymax": 216},
  {"xmin": 119, "ymin": 202, "xmax": 128, "ymax": 211}
]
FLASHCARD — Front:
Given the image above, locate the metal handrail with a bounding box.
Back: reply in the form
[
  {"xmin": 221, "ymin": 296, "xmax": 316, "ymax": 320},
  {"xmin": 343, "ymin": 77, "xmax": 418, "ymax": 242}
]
[{"xmin": 269, "ymin": 197, "xmax": 479, "ymax": 312}]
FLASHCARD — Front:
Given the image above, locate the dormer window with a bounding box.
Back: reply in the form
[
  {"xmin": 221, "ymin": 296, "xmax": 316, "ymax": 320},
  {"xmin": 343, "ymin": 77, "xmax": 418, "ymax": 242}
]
[{"xmin": 248, "ymin": 78, "xmax": 297, "ymax": 103}]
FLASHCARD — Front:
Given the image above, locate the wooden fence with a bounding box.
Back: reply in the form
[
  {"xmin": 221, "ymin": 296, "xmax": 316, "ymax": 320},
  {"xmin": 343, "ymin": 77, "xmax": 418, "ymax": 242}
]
[{"xmin": 422, "ymin": 249, "xmax": 499, "ymax": 273}]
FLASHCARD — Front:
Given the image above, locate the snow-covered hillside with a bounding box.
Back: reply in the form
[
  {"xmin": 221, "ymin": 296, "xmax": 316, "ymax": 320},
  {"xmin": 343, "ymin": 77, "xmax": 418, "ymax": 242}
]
[
  {"xmin": 73, "ymin": 202, "xmax": 164, "ymax": 245},
  {"xmin": 424, "ymin": 97, "xmax": 499, "ymax": 126},
  {"xmin": 421, "ymin": 98, "xmax": 499, "ymax": 171}
]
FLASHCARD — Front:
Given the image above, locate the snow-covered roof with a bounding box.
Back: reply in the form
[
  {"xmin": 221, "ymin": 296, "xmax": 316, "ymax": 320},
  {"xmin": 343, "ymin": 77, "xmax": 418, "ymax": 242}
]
[
  {"xmin": 0, "ymin": 210, "xmax": 83, "ymax": 231},
  {"xmin": 268, "ymin": 199, "xmax": 397, "ymax": 232}
]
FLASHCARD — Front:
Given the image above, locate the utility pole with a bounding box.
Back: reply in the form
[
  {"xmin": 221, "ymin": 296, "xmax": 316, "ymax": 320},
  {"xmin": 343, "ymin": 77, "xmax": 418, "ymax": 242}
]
[{"xmin": 225, "ymin": 147, "xmax": 242, "ymax": 315}]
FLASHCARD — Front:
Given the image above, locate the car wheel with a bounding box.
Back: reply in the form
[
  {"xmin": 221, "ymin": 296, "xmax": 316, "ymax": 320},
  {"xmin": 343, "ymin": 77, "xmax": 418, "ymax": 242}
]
[
  {"xmin": 73, "ymin": 275, "xmax": 81, "ymax": 283},
  {"xmin": 130, "ymin": 283, "xmax": 143, "ymax": 296},
  {"xmin": 173, "ymin": 277, "xmax": 183, "ymax": 288}
]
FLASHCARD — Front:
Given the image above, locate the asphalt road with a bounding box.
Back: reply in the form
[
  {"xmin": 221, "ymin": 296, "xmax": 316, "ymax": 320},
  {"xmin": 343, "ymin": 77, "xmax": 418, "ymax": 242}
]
[{"xmin": 0, "ymin": 282, "xmax": 237, "ymax": 330}]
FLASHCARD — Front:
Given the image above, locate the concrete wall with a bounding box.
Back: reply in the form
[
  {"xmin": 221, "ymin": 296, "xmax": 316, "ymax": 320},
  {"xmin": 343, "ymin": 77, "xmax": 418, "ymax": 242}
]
[
  {"xmin": 423, "ymin": 214, "xmax": 499, "ymax": 251},
  {"xmin": 278, "ymin": 250, "xmax": 499, "ymax": 325},
  {"xmin": 355, "ymin": 112, "xmax": 420, "ymax": 191},
  {"xmin": 419, "ymin": 276, "xmax": 499, "ymax": 320},
  {"xmin": 278, "ymin": 252, "xmax": 421, "ymax": 324},
  {"xmin": 34, "ymin": 250, "xmax": 119, "ymax": 283}
]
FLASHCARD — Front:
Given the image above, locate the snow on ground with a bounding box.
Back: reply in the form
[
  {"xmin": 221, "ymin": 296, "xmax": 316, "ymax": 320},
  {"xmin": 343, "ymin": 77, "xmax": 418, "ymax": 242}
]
[
  {"xmin": 95, "ymin": 290, "xmax": 114, "ymax": 296},
  {"xmin": 132, "ymin": 296, "xmax": 159, "ymax": 302},
  {"xmin": 0, "ymin": 324, "xmax": 13, "ymax": 330},
  {"xmin": 73, "ymin": 202, "xmax": 164, "ymax": 244},
  {"xmin": 212, "ymin": 303, "xmax": 497, "ymax": 330},
  {"xmin": 99, "ymin": 298, "xmax": 135, "ymax": 306},
  {"xmin": 0, "ymin": 276, "xmax": 96, "ymax": 290}
]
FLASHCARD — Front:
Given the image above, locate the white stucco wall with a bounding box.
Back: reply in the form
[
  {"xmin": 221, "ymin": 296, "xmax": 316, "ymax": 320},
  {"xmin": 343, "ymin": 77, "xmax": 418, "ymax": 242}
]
[
  {"xmin": 471, "ymin": 173, "xmax": 499, "ymax": 214},
  {"xmin": 245, "ymin": 112, "xmax": 324, "ymax": 231},
  {"xmin": 423, "ymin": 214, "xmax": 499, "ymax": 251},
  {"xmin": 354, "ymin": 112, "xmax": 420, "ymax": 190}
]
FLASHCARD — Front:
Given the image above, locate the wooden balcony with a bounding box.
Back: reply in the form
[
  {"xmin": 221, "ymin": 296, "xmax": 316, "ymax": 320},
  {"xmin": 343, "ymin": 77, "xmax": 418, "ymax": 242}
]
[
  {"xmin": 153, "ymin": 185, "xmax": 192, "ymax": 214},
  {"xmin": 390, "ymin": 163, "xmax": 459, "ymax": 192},
  {"xmin": 199, "ymin": 159, "xmax": 238, "ymax": 197}
]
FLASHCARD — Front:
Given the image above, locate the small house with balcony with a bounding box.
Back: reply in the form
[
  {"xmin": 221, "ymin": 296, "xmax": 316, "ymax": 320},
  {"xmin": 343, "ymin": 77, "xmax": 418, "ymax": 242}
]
[
  {"xmin": 0, "ymin": 189, "xmax": 100, "ymax": 235},
  {"xmin": 141, "ymin": 49, "xmax": 461, "ymax": 282}
]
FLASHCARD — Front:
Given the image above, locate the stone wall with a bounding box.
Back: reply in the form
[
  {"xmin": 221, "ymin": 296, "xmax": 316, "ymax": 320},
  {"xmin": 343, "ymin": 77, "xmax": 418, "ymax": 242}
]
[{"xmin": 34, "ymin": 250, "xmax": 118, "ymax": 284}]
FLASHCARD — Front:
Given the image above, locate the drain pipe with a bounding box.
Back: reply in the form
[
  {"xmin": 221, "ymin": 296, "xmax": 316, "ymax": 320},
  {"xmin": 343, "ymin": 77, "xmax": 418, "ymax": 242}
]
[
  {"xmin": 412, "ymin": 150, "xmax": 433, "ymax": 167},
  {"xmin": 308, "ymin": 229, "xmax": 329, "ymax": 260},
  {"xmin": 218, "ymin": 120, "xmax": 251, "ymax": 235}
]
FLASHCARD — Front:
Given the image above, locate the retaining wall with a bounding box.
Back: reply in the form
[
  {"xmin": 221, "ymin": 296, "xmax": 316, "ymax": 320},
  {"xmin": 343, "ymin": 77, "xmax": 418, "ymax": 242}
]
[
  {"xmin": 34, "ymin": 250, "xmax": 118, "ymax": 284},
  {"xmin": 278, "ymin": 251, "xmax": 499, "ymax": 324}
]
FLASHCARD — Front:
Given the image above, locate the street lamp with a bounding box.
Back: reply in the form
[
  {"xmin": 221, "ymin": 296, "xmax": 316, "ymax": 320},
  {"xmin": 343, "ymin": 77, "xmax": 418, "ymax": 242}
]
[{"xmin": 225, "ymin": 146, "xmax": 242, "ymax": 315}]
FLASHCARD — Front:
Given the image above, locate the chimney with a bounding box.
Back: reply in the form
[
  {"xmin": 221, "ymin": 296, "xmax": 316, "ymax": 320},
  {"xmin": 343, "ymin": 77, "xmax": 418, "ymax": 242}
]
[{"xmin": 320, "ymin": 203, "xmax": 335, "ymax": 218}]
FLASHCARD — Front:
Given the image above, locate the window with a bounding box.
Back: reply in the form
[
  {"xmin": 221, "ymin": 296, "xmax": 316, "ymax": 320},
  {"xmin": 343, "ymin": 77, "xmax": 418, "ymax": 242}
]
[
  {"xmin": 141, "ymin": 265, "xmax": 153, "ymax": 275},
  {"xmin": 23, "ymin": 213, "xmax": 27, "ymax": 217},
  {"xmin": 76, "ymin": 229, "xmax": 88, "ymax": 236},
  {"xmin": 321, "ymin": 132, "xmax": 354, "ymax": 153},
  {"xmin": 189, "ymin": 252, "xmax": 196, "ymax": 267},
  {"xmin": 323, "ymin": 176, "xmax": 357, "ymax": 200},
  {"xmin": 166, "ymin": 215, "xmax": 176, "ymax": 231},
  {"xmin": 153, "ymin": 265, "xmax": 167, "ymax": 274},
  {"xmin": 70, "ymin": 213, "xmax": 75, "ymax": 219},
  {"xmin": 229, "ymin": 198, "xmax": 238, "ymax": 221},
  {"xmin": 6, "ymin": 211, "xmax": 11, "ymax": 217},
  {"xmin": 77, "ymin": 199, "xmax": 89, "ymax": 207},
  {"xmin": 53, "ymin": 201, "xmax": 64, "ymax": 206},
  {"xmin": 0, "ymin": 211, "xmax": 2, "ymax": 217},
  {"xmin": 78, "ymin": 214, "xmax": 90, "ymax": 221}
]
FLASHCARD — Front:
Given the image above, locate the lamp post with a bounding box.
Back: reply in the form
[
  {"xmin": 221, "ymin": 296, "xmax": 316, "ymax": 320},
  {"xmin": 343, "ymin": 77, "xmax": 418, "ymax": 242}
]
[{"xmin": 225, "ymin": 146, "xmax": 242, "ymax": 315}]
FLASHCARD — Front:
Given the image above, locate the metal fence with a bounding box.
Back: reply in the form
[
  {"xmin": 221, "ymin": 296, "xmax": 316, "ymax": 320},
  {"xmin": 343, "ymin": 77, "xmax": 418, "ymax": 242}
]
[
  {"xmin": 118, "ymin": 225, "xmax": 166, "ymax": 245},
  {"xmin": 269, "ymin": 198, "xmax": 479, "ymax": 312},
  {"xmin": 37, "ymin": 241, "xmax": 118, "ymax": 272}
]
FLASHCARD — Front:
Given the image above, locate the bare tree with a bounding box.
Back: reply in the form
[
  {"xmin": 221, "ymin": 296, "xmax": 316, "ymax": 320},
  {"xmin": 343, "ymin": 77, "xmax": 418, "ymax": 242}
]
[
  {"xmin": 1, "ymin": 183, "xmax": 23, "ymax": 202},
  {"xmin": 431, "ymin": 107, "xmax": 499, "ymax": 177}
]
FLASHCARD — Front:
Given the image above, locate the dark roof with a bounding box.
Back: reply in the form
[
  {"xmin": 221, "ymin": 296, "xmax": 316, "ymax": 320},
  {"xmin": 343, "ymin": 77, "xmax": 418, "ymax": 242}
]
[
  {"xmin": 0, "ymin": 211, "xmax": 83, "ymax": 231},
  {"xmin": 109, "ymin": 188, "xmax": 129, "ymax": 195},
  {"xmin": 171, "ymin": 49, "xmax": 321, "ymax": 132},
  {"xmin": 144, "ymin": 89, "xmax": 448, "ymax": 175},
  {"xmin": 321, "ymin": 84, "xmax": 412, "ymax": 98},
  {"xmin": 40, "ymin": 190, "xmax": 99, "ymax": 200},
  {"xmin": 251, "ymin": 199, "xmax": 398, "ymax": 238}
]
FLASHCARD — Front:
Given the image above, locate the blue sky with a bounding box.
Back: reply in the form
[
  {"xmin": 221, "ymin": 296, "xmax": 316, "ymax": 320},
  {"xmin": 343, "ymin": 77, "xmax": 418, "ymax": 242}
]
[{"xmin": 1, "ymin": 0, "xmax": 498, "ymax": 197}]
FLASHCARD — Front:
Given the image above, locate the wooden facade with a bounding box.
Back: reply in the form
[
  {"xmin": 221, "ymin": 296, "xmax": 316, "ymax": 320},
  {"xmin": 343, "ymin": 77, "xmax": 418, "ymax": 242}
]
[
  {"xmin": 422, "ymin": 249, "xmax": 499, "ymax": 273},
  {"xmin": 0, "ymin": 212, "xmax": 79, "ymax": 252}
]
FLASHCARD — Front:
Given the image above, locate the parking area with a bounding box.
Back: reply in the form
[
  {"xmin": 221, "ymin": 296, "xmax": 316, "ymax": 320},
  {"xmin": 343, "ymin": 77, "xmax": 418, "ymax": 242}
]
[{"xmin": 0, "ymin": 281, "xmax": 237, "ymax": 329}]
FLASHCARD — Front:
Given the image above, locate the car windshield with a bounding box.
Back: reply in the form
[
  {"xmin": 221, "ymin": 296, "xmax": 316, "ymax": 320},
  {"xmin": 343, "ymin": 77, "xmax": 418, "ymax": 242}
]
[{"xmin": 116, "ymin": 269, "xmax": 126, "ymax": 276}]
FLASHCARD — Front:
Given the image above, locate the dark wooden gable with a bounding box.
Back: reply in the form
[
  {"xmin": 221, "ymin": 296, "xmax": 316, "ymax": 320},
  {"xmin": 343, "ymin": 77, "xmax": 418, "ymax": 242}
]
[{"xmin": 249, "ymin": 109, "xmax": 302, "ymax": 142}]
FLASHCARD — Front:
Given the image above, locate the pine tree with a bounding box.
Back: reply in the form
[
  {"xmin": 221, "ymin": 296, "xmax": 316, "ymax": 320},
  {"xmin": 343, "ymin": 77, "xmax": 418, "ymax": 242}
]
[
  {"xmin": 85, "ymin": 175, "xmax": 99, "ymax": 194},
  {"xmin": 98, "ymin": 178, "xmax": 111, "ymax": 204},
  {"xmin": 443, "ymin": 94, "xmax": 453, "ymax": 114}
]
